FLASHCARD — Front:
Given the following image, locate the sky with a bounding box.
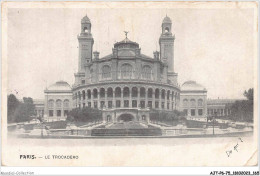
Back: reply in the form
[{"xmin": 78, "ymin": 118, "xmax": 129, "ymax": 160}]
[{"xmin": 7, "ymin": 7, "xmax": 256, "ymax": 100}]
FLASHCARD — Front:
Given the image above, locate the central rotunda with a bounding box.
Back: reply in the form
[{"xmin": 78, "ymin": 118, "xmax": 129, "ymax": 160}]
[{"xmin": 72, "ymin": 14, "xmax": 181, "ymax": 123}]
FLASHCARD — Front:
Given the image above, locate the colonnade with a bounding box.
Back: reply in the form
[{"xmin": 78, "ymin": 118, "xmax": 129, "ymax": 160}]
[{"xmin": 73, "ymin": 86, "xmax": 180, "ymax": 110}]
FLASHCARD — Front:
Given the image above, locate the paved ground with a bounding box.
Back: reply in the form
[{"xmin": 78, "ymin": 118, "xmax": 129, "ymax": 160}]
[{"xmin": 7, "ymin": 135, "xmax": 254, "ymax": 146}]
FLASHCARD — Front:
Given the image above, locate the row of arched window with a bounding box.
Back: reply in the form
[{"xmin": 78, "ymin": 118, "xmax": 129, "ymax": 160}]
[
  {"xmin": 73, "ymin": 88, "xmax": 180, "ymax": 101},
  {"xmin": 183, "ymin": 99, "xmax": 204, "ymax": 107},
  {"xmin": 99, "ymin": 64, "xmax": 153, "ymax": 80},
  {"xmin": 48, "ymin": 99, "xmax": 70, "ymax": 109}
]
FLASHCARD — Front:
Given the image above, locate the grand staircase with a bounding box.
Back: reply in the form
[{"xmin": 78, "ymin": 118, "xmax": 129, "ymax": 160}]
[{"xmin": 91, "ymin": 122, "xmax": 162, "ymax": 136}]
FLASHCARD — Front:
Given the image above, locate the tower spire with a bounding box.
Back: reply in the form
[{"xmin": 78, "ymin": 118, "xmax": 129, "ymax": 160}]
[{"xmin": 159, "ymin": 15, "xmax": 174, "ymax": 71}]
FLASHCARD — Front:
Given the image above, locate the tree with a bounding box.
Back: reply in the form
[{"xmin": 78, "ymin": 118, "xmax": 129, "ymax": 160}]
[
  {"xmin": 7, "ymin": 95, "xmax": 36, "ymax": 123},
  {"xmin": 14, "ymin": 103, "xmax": 30, "ymax": 122},
  {"xmin": 149, "ymin": 109, "xmax": 184, "ymax": 126},
  {"xmin": 7, "ymin": 94, "xmax": 20, "ymax": 123},
  {"xmin": 229, "ymin": 88, "xmax": 254, "ymax": 122},
  {"xmin": 67, "ymin": 107, "xmax": 102, "ymax": 124},
  {"xmin": 22, "ymin": 97, "xmax": 35, "ymax": 117},
  {"xmin": 243, "ymin": 88, "xmax": 253, "ymax": 101}
]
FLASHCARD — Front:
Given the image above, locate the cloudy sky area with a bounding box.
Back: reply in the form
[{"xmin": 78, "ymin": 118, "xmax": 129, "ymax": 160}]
[{"xmin": 7, "ymin": 7, "xmax": 255, "ymax": 99}]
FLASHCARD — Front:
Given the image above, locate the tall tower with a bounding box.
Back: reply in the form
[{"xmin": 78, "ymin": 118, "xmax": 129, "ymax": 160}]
[
  {"xmin": 77, "ymin": 14, "xmax": 94, "ymax": 72},
  {"xmin": 159, "ymin": 15, "xmax": 175, "ymax": 72}
]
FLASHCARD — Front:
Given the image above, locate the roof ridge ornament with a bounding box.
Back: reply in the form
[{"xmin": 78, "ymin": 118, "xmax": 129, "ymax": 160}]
[{"xmin": 124, "ymin": 31, "xmax": 129, "ymax": 39}]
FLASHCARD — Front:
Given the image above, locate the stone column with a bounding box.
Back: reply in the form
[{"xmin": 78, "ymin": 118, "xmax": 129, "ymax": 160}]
[
  {"xmin": 137, "ymin": 87, "xmax": 140, "ymax": 108},
  {"xmin": 61, "ymin": 100, "xmax": 64, "ymax": 118},
  {"xmin": 195, "ymin": 99, "xmax": 198, "ymax": 118},
  {"xmin": 175, "ymin": 93, "xmax": 177, "ymax": 110},
  {"xmin": 145, "ymin": 88, "xmax": 148, "ymax": 109},
  {"xmin": 164, "ymin": 90, "xmax": 168, "ymax": 110},
  {"xmin": 169, "ymin": 92, "xmax": 172, "ymax": 110},
  {"xmin": 105, "ymin": 90, "xmax": 107, "ymax": 108},
  {"xmin": 91, "ymin": 91, "xmax": 94, "ymax": 108},
  {"xmin": 159, "ymin": 89, "xmax": 161, "ymax": 110},
  {"xmin": 113, "ymin": 89, "xmax": 116, "ymax": 108},
  {"xmin": 121, "ymin": 88, "xmax": 123, "ymax": 108},
  {"xmin": 129, "ymin": 88, "xmax": 132, "ymax": 108},
  {"xmin": 97, "ymin": 90, "xmax": 100, "ymax": 109},
  {"xmin": 152, "ymin": 89, "xmax": 155, "ymax": 109},
  {"xmin": 84, "ymin": 89, "xmax": 87, "ymax": 107}
]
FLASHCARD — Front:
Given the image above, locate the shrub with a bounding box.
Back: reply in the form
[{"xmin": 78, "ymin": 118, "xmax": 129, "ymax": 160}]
[{"xmin": 67, "ymin": 107, "xmax": 102, "ymax": 123}]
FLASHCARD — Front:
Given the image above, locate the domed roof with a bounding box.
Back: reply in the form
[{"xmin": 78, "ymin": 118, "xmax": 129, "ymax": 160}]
[
  {"xmin": 48, "ymin": 81, "xmax": 71, "ymax": 91},
  {"xmin": 163, "ymin": 16, "xmax": 172, "ymax": 23},
  {"xmin": 181, "ymin": 80, "xmax": 206, "ymax": 91},
  {"xmin": 81, "ymin": 14, "xmax": 91, "ymax": 23},
  {"xmin": 114, "ymin": 37, "xmax": 139, "ymax": 49}
]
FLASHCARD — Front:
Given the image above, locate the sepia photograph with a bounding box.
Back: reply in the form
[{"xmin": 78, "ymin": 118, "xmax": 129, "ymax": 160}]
[{"xmin": 1, "ymin": 1, "xmax": 258, "ymax": 172}]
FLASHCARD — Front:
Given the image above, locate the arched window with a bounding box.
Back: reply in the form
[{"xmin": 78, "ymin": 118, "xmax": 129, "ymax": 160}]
[
  {"xmin": 148, "ymin": 88, "xmax": 153, "ymax": 98},
  {"xmin": 161, "ymin": 89, "xmax": 165, "ymax": 99},
  {"xmin": 132, "ymin": 87, "xmax": 138, "ymax": 97},
  {"xmin": 87, "ymin": 90, "xmax": 91, "ymax": 99},
  {"xmin": 64, "ymin": 99, "xmax": 70, "ymax": 108},
  {"xmin": 165, "ymin": 27, "xmax": 169, "ymax": 33},
  {"xmin": 107, "ymin": 115, "xmax": 111, "ymax": 122},
  {"xmin": 142, "ymin": 65, "xmax": 152, "ymax": 80},
  {"xmin": 183, "ymin": 99, "xmax": 188, "ymax": 107},
  {"xmin": 123, "ymin": 87, "xmax": 130, "ymax": 97},
  {"xmin": 100, "ymin": 88, "xmax": 105, "ymax": 98},
  {"xmin": 56, "ymin": 99, "xmax": 62, "ymax": 108},
  {"xmin": 121, "ymin": 64, "xmax": 133, "ymax": 79},
  {"xmin": 140, "ymin": 87, "xmax": 146, "ymax": 98},
  {"xmin": 190, "ymin": 99, "xmax": 196, "ymax": 107},
  {"xmin": 107, "ymin": 87, "xmax": 113, "ymax": 98},
  {"xmin": 82, "ymin": 90, "xmax": 85, "ymax": 100},
  {"xmin": 93, "ymin": 89, "xmax": 98, "ymax": 98},
  {"xmin": 167, "ymin": 90, "xmax": 170, "ymax": 100},
  {"xmin": 84, "ymin": 27, "xmax": 89, "ymax": 33},
  {"xmin": 155, "ymin": 89, "xmax": 159, "ymax": 99},
  {"xmin": 115, "ymin": 87, "xmax": 121, "ymax": 97},
  {"xmin": 48, "ymin": 100, "xmax": 54, "ymax": 108},
  {"xmin": 198, "ymin": 99, "xmax": 203, "ymax": 106},
  {"xmin": 102, "ymin": 65, "xmax": 111, "ymax": 79}
]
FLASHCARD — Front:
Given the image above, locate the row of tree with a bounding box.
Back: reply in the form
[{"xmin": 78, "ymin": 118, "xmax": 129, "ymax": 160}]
[
  {"xmin": 66, "ymin": 107, "xmax": 103, "ymax": 124},
  {"xmin": 228, "ymin": 88, "xmax": 254, "ymax": 122},
  {"xmin": 8, "ymin": 94, "xmax": 35, "ymax": 123}
]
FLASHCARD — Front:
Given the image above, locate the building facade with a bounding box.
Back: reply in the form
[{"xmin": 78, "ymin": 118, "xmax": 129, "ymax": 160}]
[
  {"xmin": 207, "ymin": 99, "xmax": 237, "ymax": 118},
  {"xmin": 44, "ymin": 81, "xmax": 72, "ymax": 120},
  {"xmin": 180, "ymin": 81, "xmax": 207, "ymax": 120},
  {"xmin": 41, "ymin": 14, "xmax": 228, "ymax": 122},
  {"xmin": 70, "ymin": 14, "xmax": 181, "ymax": 123}
]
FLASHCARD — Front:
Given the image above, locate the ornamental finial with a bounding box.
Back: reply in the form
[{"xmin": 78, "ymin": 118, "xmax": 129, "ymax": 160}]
[{"xmin": 124, "ymin": 31, "xmax": 129, "ymax": 38}]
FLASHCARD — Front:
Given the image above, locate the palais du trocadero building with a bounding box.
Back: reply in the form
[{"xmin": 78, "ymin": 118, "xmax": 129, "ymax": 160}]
[{"xmin": 44, "ymin": 14, "xmax": 207, "ymax": 122}]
